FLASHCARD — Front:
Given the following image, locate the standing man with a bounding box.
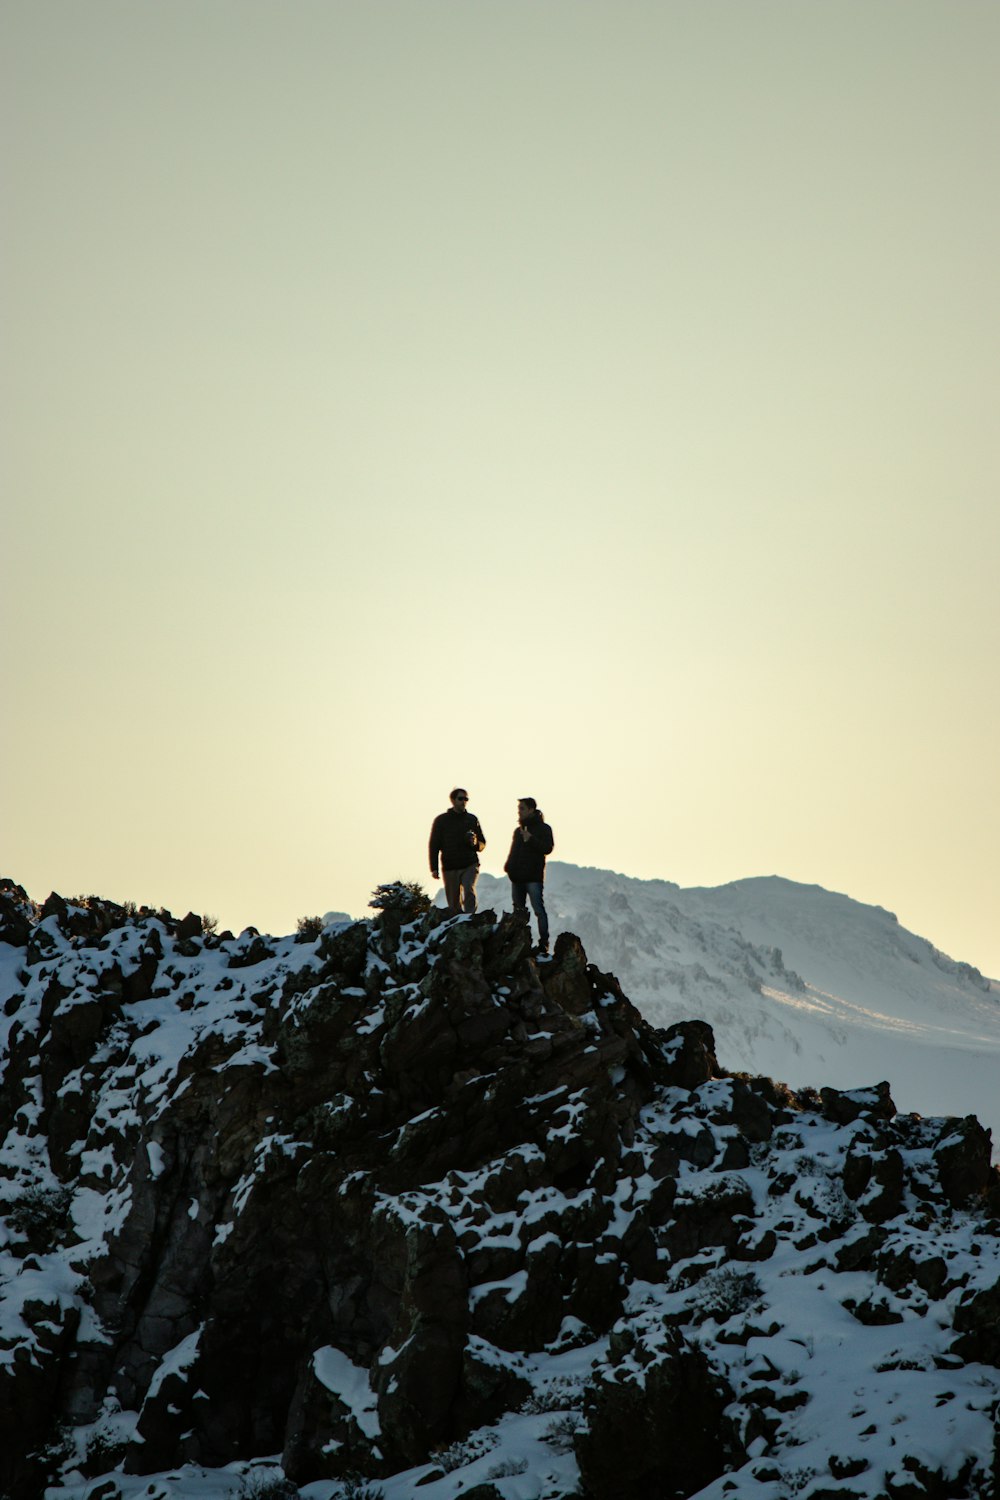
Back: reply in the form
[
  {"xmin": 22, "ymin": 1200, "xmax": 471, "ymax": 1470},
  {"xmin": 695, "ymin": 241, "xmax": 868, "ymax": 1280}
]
[
  {"xmin": 429, "ymin": 788, "xmax": 486, "ymax": 916},
  {"xmin": 504, "ymin": 797, "xmax": 555, "ymax": 954}
]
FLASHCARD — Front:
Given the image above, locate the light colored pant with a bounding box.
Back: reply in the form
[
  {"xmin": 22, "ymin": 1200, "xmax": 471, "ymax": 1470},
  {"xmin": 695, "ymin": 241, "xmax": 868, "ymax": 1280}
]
[{"xmin": 443, "ymin": 865, "xmax": 479, "ymax": 915}]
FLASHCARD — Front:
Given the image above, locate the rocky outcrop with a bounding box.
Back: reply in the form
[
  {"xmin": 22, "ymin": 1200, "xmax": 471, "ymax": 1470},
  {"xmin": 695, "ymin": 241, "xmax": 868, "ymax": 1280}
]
[
  {"xmin": 1, "ymin": 889, "xmax": 999, "ymax": 1500},
  {"xmin": 575, "ymin": 1321, "xmax": 740, "ymax": 1497}
]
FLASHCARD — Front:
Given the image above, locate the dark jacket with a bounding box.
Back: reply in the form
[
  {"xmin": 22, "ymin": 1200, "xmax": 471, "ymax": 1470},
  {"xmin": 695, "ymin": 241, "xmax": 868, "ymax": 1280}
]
[
  {"xmin": 429, "ymin": 809, "xmax": 486, "ymax": 874},
  {"xmin": 504, "ymin": 811, "xmax": 554, "ymax": 883}
]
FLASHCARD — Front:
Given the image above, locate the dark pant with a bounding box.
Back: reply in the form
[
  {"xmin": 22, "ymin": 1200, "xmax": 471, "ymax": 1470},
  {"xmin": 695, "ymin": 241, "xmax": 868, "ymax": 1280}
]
[
  {"xmin": 511, "ymin": 880, "xmax": 548, "ymax": 947},
  {"xmin": 443, "ymin": 865, "xmax": 478, "ymax": 915}
]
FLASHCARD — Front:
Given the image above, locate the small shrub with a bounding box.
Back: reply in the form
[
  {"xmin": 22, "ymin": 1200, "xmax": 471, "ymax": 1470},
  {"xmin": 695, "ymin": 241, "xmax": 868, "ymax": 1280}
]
[
  {"xmin": 201, "ymin": 913, "xmax": 219, "ymax": 936},
  {"xmin": 487, "ymin": 1457, "xmax": 529, "ymax": 1478},
  {"xmin": 331, "ymin": 1477, "xmax": 385, "ymax": 1500},
  {"xmin": 31, "ymin": 1426, "xmax": 75, "ymax": 1488},
  {"xmin": 689, "ymin": 1267, "xmax": 763, "ymax": 1323},
  {"xmin": 793, "ymin": 1152, "xmax": 823, "ymax": 1177},
  {"xmin": 542, "ymin": 1415, "xmax": 583, "ymax": 1453},
  {"xmin": 434, "ymin": 1432, "xmax": 499, "ymax": 1472},
  {"xmin": 236, "ymin": 1472, "xmax": 300, "ymax": 1499},
  {"xmin": 7, "ymin": 1184, "xmax": 73, "ymax": 1251},
  {"xmin": 82, "ymin": 1423, "xmax": 128, "ymax": 1476},
  {"xmin": 368, "ymin": 881, "xmax": 431, "ymax": 919},
  {"xmin": 295, "ymin": 914, "xmax": 325, "ymax": 943},
  {"xmin": 520, "ymin": 1377, "xmax": 585, "ymax": 1413}
]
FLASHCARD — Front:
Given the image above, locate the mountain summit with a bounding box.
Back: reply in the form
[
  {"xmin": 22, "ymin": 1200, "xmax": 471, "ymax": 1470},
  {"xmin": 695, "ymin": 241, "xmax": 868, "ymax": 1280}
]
[{"xmin": 2, "ymin": 880, "xmax": 1000, "ymax": 1500}]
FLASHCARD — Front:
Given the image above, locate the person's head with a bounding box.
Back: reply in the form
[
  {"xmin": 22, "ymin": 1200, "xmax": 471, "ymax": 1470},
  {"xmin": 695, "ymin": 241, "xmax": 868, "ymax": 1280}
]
[
  {"xmin": 450, "ymin": 787, "xmax": 469, "ymax": 809},
  {"xmin": 517, "ymin": 796, "xmax": 537, "ymax": 820}
]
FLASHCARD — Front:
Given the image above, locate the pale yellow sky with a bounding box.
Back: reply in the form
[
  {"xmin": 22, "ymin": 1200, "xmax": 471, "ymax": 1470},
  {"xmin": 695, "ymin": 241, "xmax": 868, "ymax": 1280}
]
[{"xmin": 4, "ymin": 1, "xmax": 998, "ymax": 975}]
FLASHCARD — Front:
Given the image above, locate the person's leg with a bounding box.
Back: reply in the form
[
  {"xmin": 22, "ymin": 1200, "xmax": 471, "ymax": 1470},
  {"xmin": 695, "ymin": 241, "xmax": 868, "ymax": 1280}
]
[
  {"xmin": 510, "ymin": 880, "xmax": 528, "ymax": 918},
  {"xmin": 443, "ymin": 868, "xmax": 461, "ymax": 915},
  {"xmin": 527, "ymin": 882, "xmax": 549, "ymax": 949},
  {"xmin": 460, "ymin": 865, "xmax": 479, "ymax": 914}
]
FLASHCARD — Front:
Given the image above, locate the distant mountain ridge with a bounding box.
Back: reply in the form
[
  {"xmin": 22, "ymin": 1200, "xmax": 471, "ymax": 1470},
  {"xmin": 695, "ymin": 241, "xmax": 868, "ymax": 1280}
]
[{"xmin": 456, "ymin": 864, "xmax": 1000, "ymax": 1140}]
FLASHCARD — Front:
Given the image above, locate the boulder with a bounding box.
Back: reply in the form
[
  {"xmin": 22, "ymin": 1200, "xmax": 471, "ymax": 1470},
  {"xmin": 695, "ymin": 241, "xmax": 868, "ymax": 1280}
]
[
  {"xmin": 538, "ymin": 931, "xmax": 593, "ymax": 1016},
  {"xmin": 952, "ymin": 1276, "xmax": 1000, "ymax": 1365},
  {"xmin": 0, "ymin": 890, "xmax": 32, "ymax": 947},
  {"xmin": 820, "ymin": 1082, "xmax": 896, "ymax": 1126},
  {"xmin": 575, "ymin": 1322, "xmax": 742, "ymax": 1498},
  {"xmin": 934, "ymin": 1116, "xmax": 994, "ymax": 1207},
  {"xmin": 659, "ymin": 1020, "xmax": 720, "ymax": 1089}
]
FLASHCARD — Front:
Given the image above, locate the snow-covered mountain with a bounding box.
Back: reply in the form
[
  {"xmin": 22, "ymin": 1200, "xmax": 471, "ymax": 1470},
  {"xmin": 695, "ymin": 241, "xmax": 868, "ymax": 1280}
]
[
  {"xmin": 464, "ymin": 864, "xmax": 1000, "ymax": 1141},
  {"xmin": 4, "ymin": 881, "xmax": 1000, "ymax": 1500}
]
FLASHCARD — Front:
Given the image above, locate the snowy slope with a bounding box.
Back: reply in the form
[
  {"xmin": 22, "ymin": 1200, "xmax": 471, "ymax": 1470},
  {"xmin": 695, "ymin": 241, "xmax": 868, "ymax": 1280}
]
[
  {"xmin": 465, "ymin": 865, "xmax": 1000, "ymax": 1140},
  {"xmin": 4, "ymin": 885, "xmax": 1000, "ymax": 1500}
]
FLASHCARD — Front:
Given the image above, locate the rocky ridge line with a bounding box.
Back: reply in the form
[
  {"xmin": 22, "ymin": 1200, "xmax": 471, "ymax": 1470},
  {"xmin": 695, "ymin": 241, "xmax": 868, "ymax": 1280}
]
[{"xmin": 1, "ymin": 880, "xmax": 1000, "ymax": 1500}]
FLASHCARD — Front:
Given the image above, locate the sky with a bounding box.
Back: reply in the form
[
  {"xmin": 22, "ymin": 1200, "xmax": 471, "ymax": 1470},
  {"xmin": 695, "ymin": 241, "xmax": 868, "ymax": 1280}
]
[{"xmin": 4, "ymin": 1, "xmax": 998, "ymax": 976}]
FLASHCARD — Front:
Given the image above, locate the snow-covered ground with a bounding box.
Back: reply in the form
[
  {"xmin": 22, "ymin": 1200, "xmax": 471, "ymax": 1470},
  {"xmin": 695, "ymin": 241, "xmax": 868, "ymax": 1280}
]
[
  {"xmin": 456, "ymin": 865, "xmax": 1000, "ymax": 1144},
  {"xmin": 2, "ymin": 887, "xmax": 997, "ymax": 1500}
]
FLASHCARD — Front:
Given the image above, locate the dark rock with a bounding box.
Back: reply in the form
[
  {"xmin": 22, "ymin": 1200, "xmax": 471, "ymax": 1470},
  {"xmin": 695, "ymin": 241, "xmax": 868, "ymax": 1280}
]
[
  {"xmin": 720, "ymin": 1135, "xmax": 752, "ymax": 1169},
  {"xmin": 0, "ymin": 892, "xmax": 32, "ymax": 947},
  {"xmin": 885, "ymin": 1454, "xmax": 957, "ymax": 1498},
  {"xmin": 665, "ymin": 1175, "xmax": 754, "ymax": 1260},
  {"xmin": 283, "ymin": 1348, "xmax": 381, "ymax": 1484},
  {"xmin": 843, "ymin": 1143, "xmax": 905, "ymax": 1222},
  {"xmin": 564, "ymin": 1242, "xmax": 628, "ymax": 1331},
  {"xmin": 655, "ymin": 1123, "xmax": 718, "ymax": 1168},
  {"xmin": 127, "ymin": 1336, "xmax": 207, "ymax": 1473},
  {"xmin": 835, "ymin": 1226, "xmax": 888, "ymax": 1272},
  {"xmin": 830, "ymin": 1454, "xmax": 870, "ymax": 1478},
  {"xmin": 374, "ymin": 1220, "xmax": 468, "ymax": 1466},
  {"xmin": 659, "ymin": 1020, "xmax": 720, "ymax": 1090},
  {"xmin": 454, "ymin": 1344, "xmax": 531, "ymax": 1433},
  {"xmin": 734, "ymin": 1227, "xmax": 778, "ymax": 1262},
  {"xmin": 481, "ymin": 910, "xmax": 533, "ymax": 979},
  {"xmin": 821, "ymin": 1082, "xmax": 896, "ymax": 1125},
  {"xmin": 40, "ymin": 891, "xmax": 69, "ymax": 923},
  {"xmin": 877, "ymin": 1246, "xmax": 949, "ymax": 1299},
  {"xmin": 123, "ymin": 945, "xmax": 159, "ymax": 1002},
  {"xmin": 843, "ymin": 1294, "xmax": 904, "ymax": 1326},
  {"xmin": 575, "ymin": 1322, "xmax": 743, "ymax": 1499},
  {"xmin": 538, "ymin": 931, "xmax": 593, "ymax": 1016},
  {"xmin": 860, "ymin": 1149, "xmax": 905, "ymax": 1223},
  {"xmin": 934, "ymin": 1116, "xmax": 994, "ymax": 1207},
  {"xmin": 729, "ymin": 1078, "xmax": 774, "ymax": 1142},
  {"xmin": 0, "ymin": 1298, "xmax": 80, "ymax": 1499},
  {"xmin": 229, "ymin": 934, "xmax": 276, "ymax": 968},
  {"xmin": 952, "ymin": 1276, "xmax": 1000, "ymax": 1365},
  {"xmin": 842, "ymin": 1146, "xmax": 873, "ymax": 1200}
]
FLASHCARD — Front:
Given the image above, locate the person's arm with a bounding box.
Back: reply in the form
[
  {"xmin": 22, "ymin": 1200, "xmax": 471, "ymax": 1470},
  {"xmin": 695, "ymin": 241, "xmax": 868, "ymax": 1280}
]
[
  {"xmin": 539, "ymin": 823, "xmax": 554, "ymax": 855},
  {"xmin": 473, "ymin": 818, "xmax": 486, "ymax": 852},
  {"xmin": 429, "ymin": 816, "xmax": 442, "ymax": 877}
]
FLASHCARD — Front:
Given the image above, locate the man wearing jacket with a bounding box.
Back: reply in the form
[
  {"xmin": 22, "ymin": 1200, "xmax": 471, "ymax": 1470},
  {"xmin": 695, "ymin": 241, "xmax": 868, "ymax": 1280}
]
[
  {"xmin": 429, "ymin": 788, "xmax": 486, "ymax": 916},
  {"xmin": 504, "ymin": 797, "xmax": 555, "ymax": 954}
]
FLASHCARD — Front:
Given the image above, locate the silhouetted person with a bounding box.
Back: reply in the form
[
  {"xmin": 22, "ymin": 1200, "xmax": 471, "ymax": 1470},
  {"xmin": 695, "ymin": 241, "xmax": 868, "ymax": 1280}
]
[
  {"xmin": 429, "ymin": 788, "xmax": 486, "ymax": 916},
  {"xmin": 504, "ymin": 796, "xmax": 554, "ymax": 953}
]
